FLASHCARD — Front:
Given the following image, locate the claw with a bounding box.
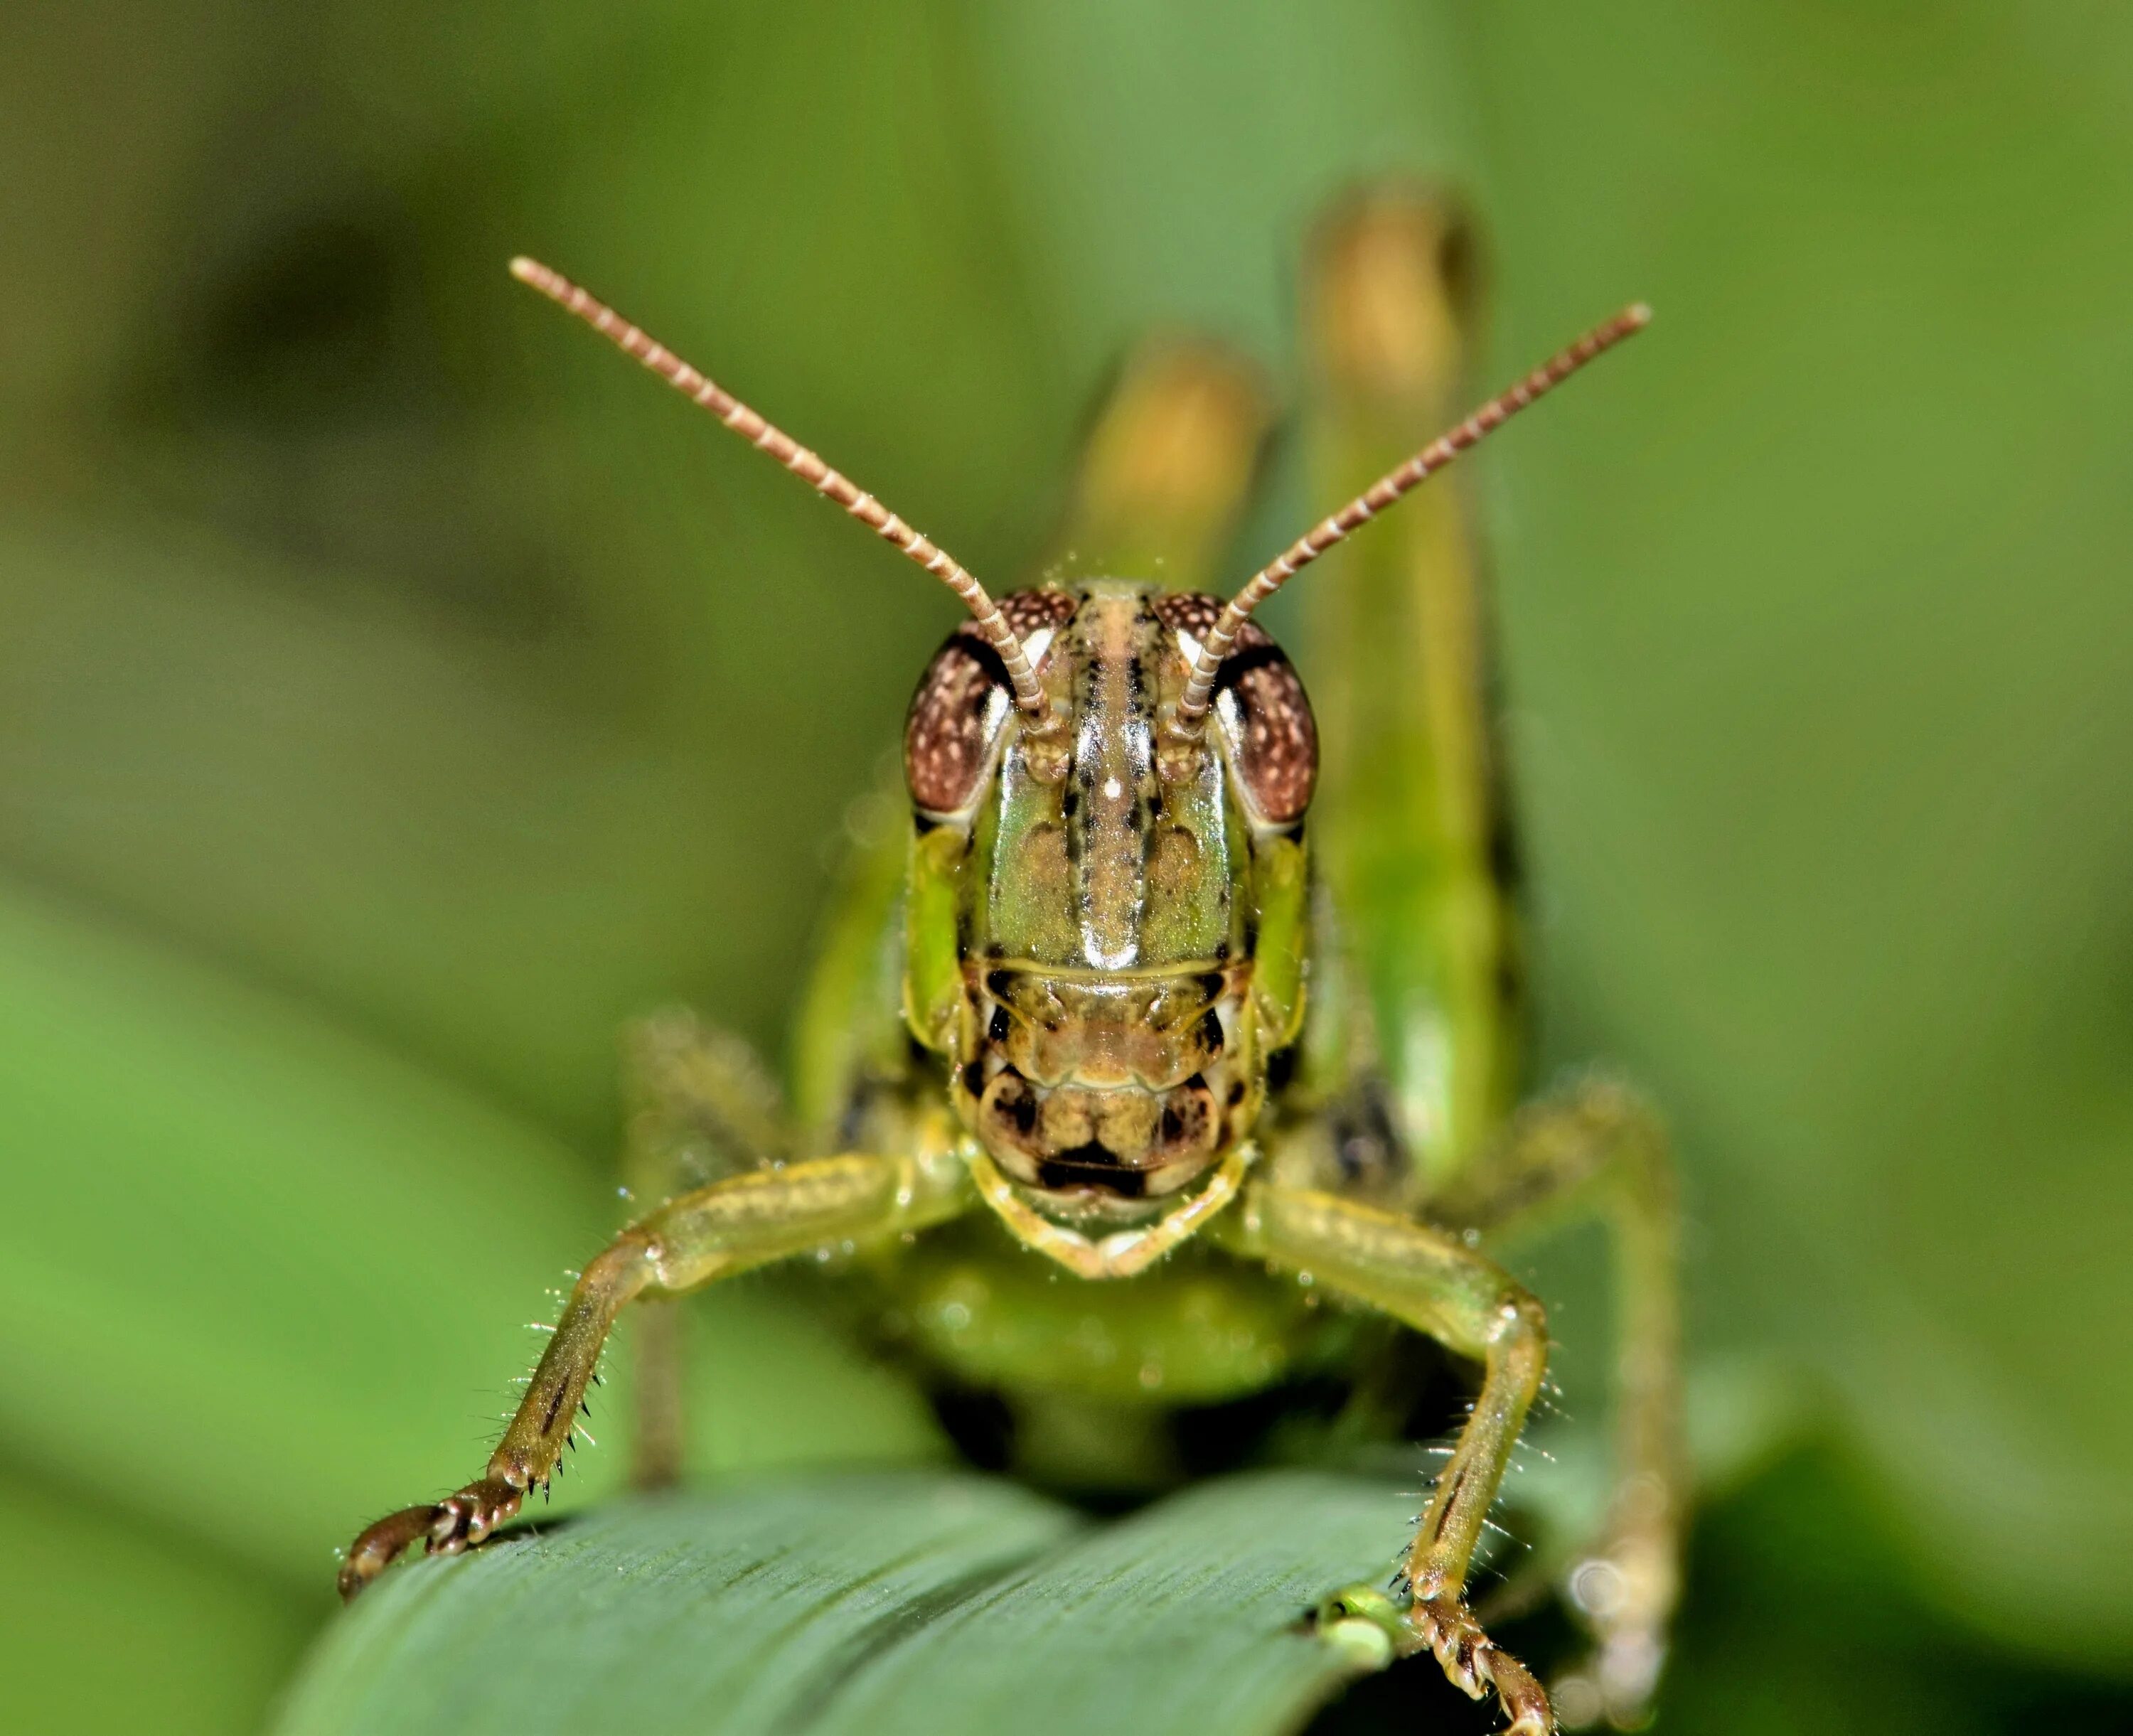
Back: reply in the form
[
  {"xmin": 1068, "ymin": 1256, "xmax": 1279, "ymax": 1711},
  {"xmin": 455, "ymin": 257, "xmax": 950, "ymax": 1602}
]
[
  {"xmin": 341, "ymin": 1477, "xmax": 524, "ymax": 1597},
  {"xmin": 426, "ymin": 1476, "xmax": 523, "ymax": 1554},
  {"xmin": 1407, "ymin": 1596, "xmax": 1556, "ymax": 1734},
  {"xmin": 338, "ymin": 1503, "xmax": 444, "ymax": 1600}
]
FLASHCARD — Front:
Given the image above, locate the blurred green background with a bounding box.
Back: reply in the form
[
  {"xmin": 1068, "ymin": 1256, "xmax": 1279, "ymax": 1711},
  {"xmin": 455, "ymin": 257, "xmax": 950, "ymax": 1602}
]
[{"xmin": 4, "ymin": 1, "xmax": 2131, "ymax": 1730}]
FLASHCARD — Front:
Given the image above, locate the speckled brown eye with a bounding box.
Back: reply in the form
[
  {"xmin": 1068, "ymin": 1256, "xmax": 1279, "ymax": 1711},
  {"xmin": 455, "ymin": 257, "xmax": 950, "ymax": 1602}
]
[
  {"xmin": 904, "ymin": 589, "xmax": 1076, "ymax": 815},
  {"xmin": 1221, "ymin": 645, "xmax": 1315, "ymax": 825},
  {"xmin": 1153, "ymin": 592, "xmax": 1317, "ymax": 827}
]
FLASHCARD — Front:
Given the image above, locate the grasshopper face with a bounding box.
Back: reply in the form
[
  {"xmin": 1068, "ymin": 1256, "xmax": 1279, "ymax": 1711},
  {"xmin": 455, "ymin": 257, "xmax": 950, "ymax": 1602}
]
[{"xmin": 904, "ymin": 581, "xmax": 1315, "ymax": 1213}]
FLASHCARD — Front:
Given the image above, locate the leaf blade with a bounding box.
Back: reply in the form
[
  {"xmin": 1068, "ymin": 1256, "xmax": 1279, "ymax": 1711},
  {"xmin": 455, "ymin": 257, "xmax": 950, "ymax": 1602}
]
[{"xmin": 274, "ymin": 1469, "xmax": 1418, "ymax": 1736}]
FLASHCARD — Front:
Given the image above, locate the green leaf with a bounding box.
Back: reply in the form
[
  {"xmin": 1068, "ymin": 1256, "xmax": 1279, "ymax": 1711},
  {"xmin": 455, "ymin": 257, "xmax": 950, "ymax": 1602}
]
[
  {"xmin": 0, "ymin": 1461, "xmax": 318, "ymax": 1736},
  {"xmin": 276, "ymin": 1470, "xmax": 1418, "ymax": 1736},
  {"xmin": 0, "ymin": 874, "xmax": 939, "ymax": 1587}
]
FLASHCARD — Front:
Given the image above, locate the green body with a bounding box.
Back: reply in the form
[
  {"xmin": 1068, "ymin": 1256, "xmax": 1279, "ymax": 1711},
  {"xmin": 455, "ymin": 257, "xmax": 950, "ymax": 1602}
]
[
  {"xmin": 791, "ymin": 658, "xmax": 1370, "ymax": 1480},
  {"xmin": 784, "ymin": 210, "xmax": 1517, "ymax": 1486},
  {"xmin": 342, "ymin": 192, "xmax": 1681, "ymax": 1735}
]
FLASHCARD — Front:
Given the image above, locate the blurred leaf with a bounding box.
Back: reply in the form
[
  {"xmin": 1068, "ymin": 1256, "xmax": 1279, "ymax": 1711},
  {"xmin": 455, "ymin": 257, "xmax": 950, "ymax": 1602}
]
[
  {"xmin": 275, "ymin": 1469, "xmax": 1421, "ymax": 1736},
  {"xmin": 0, "ymin": 867, "xmax": 615, "ymax": 1580},
  {"xmin": 6, "ymin": 0, "xmax": 2133, "ymax": 1725},
  {"xmin": 1656, "ymin": 1442, "xmax": 2133, "ymax": 1736},
  {"xmin": 0, "ymin": 874, "xmax": 937, "ymax": 1590},
  {"xmin": 1462, "ymin": 0, "xmax": 2133, "ymax": 1659},
  {"xmin": 0, "ymin": 1459, "xmax": 316, "ymax": 1736}
]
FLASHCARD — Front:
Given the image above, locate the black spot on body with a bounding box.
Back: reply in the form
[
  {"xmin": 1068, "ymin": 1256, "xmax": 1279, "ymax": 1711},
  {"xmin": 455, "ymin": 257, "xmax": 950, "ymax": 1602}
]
[{"xmin": 1435, "ymin": 1464, "xmax": 1470, "ymax": 1534}]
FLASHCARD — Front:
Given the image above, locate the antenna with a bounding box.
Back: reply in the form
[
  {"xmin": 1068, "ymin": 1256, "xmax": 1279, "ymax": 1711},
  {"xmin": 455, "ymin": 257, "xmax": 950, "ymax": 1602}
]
[
  {"xmin": 508, "ymin": 257, "xmax": 1049, "ymax": 722},
  {"xmin": 1174, "ymin": 302, "xmax": 1652, "ymax": 726}
]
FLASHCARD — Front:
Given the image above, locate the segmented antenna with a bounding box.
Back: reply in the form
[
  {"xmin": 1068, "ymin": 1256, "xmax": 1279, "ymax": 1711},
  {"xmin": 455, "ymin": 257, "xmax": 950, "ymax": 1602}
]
[
  {"xmin": 1175, "ymin": 303, "xmax": 1652, "ymax": 725},
  {"xmin": 508, "ymin": 257, "xmax": 1049, "ymax": 720}
]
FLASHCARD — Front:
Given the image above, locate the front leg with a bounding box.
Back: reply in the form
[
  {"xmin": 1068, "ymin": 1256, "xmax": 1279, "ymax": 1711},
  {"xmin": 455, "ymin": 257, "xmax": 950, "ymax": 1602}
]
[
  {"xmin": 338, "ymin": 1146, "xmax": 971, "ymax": 1598},
  {"xmin": 1434, "ymin": 1080, "xmax": 1682, "ymax": 1728},
  {"xmin": 1222, "ymin": 1181, "xmax": 1555, "ymax": 1735}
]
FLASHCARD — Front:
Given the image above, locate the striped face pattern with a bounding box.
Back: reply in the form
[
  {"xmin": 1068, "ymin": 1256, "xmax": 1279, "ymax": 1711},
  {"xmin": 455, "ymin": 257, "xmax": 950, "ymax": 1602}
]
[{"xmin": 904, "ymin": 580, "xmax": 1315, "ymax": 1207}]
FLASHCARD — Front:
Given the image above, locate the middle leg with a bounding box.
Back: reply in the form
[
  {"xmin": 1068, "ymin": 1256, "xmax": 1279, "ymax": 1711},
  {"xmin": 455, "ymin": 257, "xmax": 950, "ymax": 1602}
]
[{"xmin": 619, "ymin": 1010, "xmax": 794, "ymax": 1487}]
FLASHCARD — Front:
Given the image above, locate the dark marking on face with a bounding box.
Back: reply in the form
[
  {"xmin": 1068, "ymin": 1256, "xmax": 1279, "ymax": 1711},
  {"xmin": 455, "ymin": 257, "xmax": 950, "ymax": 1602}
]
[
  {"xmin": 1038, "ymin": 1157, "xmax": 1148, "ymax": 1198},
  {"xmin": 973, "ymin": 1065, "xmax": 1040, "ymax": 1139},
  {"xmin": 1196, "ymin": 1009, "xmax": 1225, "ymax": 1056}
]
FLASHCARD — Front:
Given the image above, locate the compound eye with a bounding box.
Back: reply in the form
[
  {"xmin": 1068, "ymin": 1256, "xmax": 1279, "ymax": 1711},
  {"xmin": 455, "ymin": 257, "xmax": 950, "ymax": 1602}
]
[
  {"xmin": 1152, "ymin": 591, "xmax": 1317, "ymax": 827},
  {"xmin": 1215, "ymin": 641, "xmax": 1317, "ymax": 827},
  {"xmin": 904, "ymin": 636, "xmax": 1010, "ymax": 817},
  {"xmin": 904, "ymin": 588, "xmax": 1077, "ymax": 817}
]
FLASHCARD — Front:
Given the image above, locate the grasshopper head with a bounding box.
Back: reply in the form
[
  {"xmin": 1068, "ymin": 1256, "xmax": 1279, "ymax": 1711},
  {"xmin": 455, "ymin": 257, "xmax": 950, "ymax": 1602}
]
[
  {"xmin": 903, "ymin": 581, "xmax": 1313, "ymax": 1214},
  {"xmin": 501, "ymin": 256, "xmax": 1646, "ymax": 1229}
]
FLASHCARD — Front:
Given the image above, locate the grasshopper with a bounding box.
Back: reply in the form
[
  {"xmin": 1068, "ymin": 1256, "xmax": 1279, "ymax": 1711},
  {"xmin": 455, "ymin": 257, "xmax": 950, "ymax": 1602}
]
[{"xmin": 338, "ymin": 194, "xmax": 1679, "ymax": 1735}]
